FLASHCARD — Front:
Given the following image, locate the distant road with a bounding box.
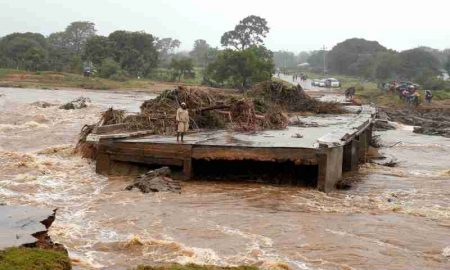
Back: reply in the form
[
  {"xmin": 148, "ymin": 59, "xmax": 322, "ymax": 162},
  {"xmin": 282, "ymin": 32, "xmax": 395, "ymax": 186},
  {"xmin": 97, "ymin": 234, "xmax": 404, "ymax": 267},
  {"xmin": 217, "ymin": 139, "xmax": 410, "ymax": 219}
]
[
  {"xmin": 277, "ymin": 73, "xmax": 348, "ymax": 104},
  {"xmin": 277, "ymin": 73, "xmax": 312, "ymax": 90}
]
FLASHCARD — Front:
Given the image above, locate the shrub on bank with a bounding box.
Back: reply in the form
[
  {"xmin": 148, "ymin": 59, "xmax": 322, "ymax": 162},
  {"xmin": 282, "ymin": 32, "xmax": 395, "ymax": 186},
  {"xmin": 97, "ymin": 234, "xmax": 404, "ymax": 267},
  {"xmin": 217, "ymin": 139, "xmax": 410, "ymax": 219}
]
[{"xmin": 0, "ymin": 247, "xmax": 71, "ymax": 270}]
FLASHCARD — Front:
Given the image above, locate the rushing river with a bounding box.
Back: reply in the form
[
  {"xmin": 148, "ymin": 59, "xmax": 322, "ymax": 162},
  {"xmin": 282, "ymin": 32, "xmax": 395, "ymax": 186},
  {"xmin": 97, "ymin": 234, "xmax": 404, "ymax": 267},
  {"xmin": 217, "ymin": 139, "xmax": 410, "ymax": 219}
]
[{"xmin": 0, "ymin": 87, "xmax": 449, "ymax": 270}]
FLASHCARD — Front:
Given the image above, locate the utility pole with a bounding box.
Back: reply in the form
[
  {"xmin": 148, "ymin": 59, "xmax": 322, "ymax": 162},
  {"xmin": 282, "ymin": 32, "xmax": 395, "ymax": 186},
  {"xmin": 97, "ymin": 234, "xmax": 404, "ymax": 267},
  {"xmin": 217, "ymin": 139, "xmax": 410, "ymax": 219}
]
[{"xmin": 322, "ymin": 45, "xmax": 327, "ymax": 76}]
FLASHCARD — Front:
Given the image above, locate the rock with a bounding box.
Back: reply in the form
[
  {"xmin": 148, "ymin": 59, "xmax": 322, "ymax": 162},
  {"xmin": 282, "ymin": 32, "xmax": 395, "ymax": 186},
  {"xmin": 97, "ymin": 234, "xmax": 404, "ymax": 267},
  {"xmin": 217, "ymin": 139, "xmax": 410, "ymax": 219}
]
[
  {"xmin": 374, "ymin": 119, "xmax": 396, "ymax": 131},
  {"xmin": 413, "ymin": 126, "xmax": 450, "ymax": 138},
  {"xmin": 126, "ymin": 167, "xmax": 181, "ymax": 193},
  {"xmin": 59, "ymin": 97, "xmax": 91, "ymax": 110}
]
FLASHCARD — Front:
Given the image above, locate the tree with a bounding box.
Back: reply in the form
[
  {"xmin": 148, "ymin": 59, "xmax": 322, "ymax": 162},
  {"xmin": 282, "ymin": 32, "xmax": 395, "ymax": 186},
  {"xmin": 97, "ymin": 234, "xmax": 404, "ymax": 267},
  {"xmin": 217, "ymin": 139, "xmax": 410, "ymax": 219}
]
[
  {"xmin": 170, "ymin": 57, "xmax": 194, "ymax": 81},
  {"xmin": 398, "ymin": 48, "xmax": 440, "ymax": 80},
  {"xmin": 221, "ymin": 15, "xmax": 269, "ymax": 50},
  {"xmin": 189, "ymin": 39, "xmax": 210, "ymax": 67},
  {"xmin": 206, "ymin": 46, "xmax": 274, "ymax": 88},
  {"xmin": 327, "ymin": 38, "xmax": 387, "ymax": 76},
  {"xmin": 47, "ymin": 32, "xmax": 73, "ymax": 71},
  {"xmin": 373, "ymin": 51, "xmax": 401, "ymax": 81},
  {"xmin": 98, "ymin": 57, "xmax": 122, "ymax": 79},
  {"xmin": 108, "ymin": 30, "xmax": 159, "ymax": 77},
  {"xmin": 0, "ymin": 32, "xmax": 49, "ymax": 70},
  {"xmin": 445, "ymin": 56, "xmax": 450, "ymax": 74},
  {"xmin": 82, "ymin": 36, "xmax": 112, "ymax": 66},
  {"xmin": 273, "ymin": 50, "xmax": 297, "ymax": 69},
  {"xmin": 307, "ymin": 50, "xmax": 327, "ymax": 72},
  {"xmin": 156, "ymin": 37, "xmax": 181, "ymax": 67},
  {"xmin": 64, "ymin": 21, "xmax": 97, "ymax": 54}
]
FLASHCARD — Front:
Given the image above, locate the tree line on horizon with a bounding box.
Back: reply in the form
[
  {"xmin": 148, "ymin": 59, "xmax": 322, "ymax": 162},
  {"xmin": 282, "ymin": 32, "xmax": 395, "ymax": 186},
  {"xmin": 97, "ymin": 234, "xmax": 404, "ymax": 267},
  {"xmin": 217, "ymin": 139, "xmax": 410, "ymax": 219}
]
[
  {"xmin": 1, "ymin": 18, "xmax": 449, "ymax": 89},
  {"xmin": 274, "ymin": 40, "xmax": 450, "ymax": 89},
  {"xmin": 0, "ymin": 16, "xmax": 273, "ymax": 88}
]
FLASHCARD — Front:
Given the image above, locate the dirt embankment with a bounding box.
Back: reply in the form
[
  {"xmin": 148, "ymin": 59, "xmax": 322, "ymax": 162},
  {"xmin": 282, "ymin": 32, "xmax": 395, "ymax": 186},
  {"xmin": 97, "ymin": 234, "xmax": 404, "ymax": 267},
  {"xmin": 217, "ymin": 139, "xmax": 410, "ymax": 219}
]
[{"xmin": 381, "ymin": 107, "xmax": 450, "ymax": 137}]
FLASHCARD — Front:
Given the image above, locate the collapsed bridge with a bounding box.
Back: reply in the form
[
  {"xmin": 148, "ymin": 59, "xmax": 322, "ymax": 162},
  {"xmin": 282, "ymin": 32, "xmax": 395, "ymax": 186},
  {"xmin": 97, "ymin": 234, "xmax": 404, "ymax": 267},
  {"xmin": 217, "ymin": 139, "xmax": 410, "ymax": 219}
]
[{"xmin": 95, "ymin": 105, "xmax": 375, "ymax": 192}]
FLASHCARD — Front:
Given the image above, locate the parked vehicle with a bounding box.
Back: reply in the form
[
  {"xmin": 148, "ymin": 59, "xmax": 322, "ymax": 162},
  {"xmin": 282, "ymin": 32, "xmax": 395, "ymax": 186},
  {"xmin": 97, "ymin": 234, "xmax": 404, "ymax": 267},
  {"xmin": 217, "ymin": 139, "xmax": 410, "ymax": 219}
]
[
  {"xmin": 318, "ymin": 79, "xmax": 326, "ymax": 87},
  {"xmin": 325, "ymin": 78, "xmax": 340, "ymax": 88}
]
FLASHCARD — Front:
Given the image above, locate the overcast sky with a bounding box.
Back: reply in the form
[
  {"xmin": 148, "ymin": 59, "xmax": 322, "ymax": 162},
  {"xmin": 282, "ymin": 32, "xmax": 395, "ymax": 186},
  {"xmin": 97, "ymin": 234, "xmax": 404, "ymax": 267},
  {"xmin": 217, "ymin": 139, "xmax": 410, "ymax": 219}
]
[{"xmin": 1, "ymin": 0, "xmax": 449, "ymax": 53}]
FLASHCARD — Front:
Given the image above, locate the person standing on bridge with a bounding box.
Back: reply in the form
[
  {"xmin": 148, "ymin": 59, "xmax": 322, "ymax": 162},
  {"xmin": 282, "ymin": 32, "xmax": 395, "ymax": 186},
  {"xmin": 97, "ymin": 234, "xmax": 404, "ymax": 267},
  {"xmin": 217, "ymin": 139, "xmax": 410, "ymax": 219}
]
[{"xmin": 176, "ymin": 102, "xmax": 189, "ymax": 142}]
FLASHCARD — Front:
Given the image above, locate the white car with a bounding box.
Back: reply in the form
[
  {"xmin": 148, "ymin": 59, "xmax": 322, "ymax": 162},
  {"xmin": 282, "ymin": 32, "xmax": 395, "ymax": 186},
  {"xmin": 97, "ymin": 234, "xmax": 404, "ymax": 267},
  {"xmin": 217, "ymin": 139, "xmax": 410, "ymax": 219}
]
[
  {"xmin": 318, "ymin": 80, "xmax": 326, "ymax": 87},
  {"xmin": 326, "ymin": 78, "xmax": 341, "ymax": 88}
]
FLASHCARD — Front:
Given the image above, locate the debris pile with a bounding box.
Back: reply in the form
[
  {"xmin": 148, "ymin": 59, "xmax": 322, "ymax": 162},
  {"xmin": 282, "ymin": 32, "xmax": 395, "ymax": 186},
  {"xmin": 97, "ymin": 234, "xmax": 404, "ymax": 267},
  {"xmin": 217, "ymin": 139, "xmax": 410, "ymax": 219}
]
[
  {"xmin": 59, "ymin": 97, "xmax": 91, "ymax": 110},
  {"xmin": 249, "ymin": 80, "xmax": 345, "ymax": 114},
  {"xmin": 75, "ymin": 81, "xmax": 344, "ymax": 158},
  {"xmin": 125, "ymin": 167, "xmax": 181, "ymax": 193},
  {"xmin": 74, "ymin": 124, "xmax": 97, "ymax": 159}
]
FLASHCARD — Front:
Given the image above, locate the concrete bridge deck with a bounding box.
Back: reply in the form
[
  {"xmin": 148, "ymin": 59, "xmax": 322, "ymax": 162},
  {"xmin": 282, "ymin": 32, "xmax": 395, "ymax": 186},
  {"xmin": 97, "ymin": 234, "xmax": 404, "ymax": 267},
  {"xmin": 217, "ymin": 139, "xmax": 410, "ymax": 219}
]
[{"xmin": 96, "ymin": 105, "xmax": 376, "ymax": 192}]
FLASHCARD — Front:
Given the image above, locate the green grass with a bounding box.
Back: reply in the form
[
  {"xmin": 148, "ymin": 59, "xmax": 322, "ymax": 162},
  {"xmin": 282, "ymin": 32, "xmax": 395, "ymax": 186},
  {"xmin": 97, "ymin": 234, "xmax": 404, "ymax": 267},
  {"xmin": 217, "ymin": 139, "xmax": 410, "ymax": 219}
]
[
  {"xmin": 134, "ymin": 264, "xmax": 259, "ymax": 270},
  {"xmin": 0, "ymin": 247, "xmax": 71, "ymax": 270},
  {"xmin": 433, "ymin": 89, "xmax": 450, "ymax": 100}
]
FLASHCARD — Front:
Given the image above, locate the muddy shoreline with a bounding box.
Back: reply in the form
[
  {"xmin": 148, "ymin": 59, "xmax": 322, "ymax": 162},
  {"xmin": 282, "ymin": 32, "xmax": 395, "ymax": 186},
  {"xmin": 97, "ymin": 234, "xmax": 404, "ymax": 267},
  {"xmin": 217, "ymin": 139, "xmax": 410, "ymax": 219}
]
[{"xmin": 380, "ymin": 107, "xmax": 450, "ymax": 137}]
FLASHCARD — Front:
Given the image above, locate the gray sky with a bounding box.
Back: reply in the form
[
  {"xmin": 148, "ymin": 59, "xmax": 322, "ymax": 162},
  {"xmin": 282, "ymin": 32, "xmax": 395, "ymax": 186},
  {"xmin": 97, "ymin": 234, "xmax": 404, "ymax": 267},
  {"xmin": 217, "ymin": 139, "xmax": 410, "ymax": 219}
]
[{"xmin": 1, "ymin": 0, "xmax": 449, "ymax": 52}]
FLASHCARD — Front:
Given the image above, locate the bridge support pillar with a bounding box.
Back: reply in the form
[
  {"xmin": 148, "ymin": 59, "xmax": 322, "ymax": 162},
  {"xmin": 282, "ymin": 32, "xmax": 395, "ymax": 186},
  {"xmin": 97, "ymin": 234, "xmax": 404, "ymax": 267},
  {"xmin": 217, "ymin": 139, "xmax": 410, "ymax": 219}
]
[{"xmin": 317, "ymin": 146, "xmax": 343, "ymax": 192}]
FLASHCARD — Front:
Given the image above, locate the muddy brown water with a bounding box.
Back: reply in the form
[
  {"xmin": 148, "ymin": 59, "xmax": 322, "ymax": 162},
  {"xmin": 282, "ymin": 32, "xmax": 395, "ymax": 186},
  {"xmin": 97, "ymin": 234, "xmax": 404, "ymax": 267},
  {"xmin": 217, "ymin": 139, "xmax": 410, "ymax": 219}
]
[{"xmin": 0, "ymin": 87, "xmax": 449, "ymax": 270}]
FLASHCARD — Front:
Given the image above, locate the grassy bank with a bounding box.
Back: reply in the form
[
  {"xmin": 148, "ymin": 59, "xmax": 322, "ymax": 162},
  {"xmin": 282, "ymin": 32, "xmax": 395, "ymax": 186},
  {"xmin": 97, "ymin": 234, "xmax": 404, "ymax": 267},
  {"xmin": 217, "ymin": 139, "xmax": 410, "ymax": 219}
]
[
  {"xmin": 134, "ymin": 264, "xmax": 259, "ymax": 270},
  {"xmin": 0, "ymin": 68, "xmax": 204, "ymax": 91},
  {"xmin": 0, "ymin": 247, "xmax": 71, "ymax": 270}
]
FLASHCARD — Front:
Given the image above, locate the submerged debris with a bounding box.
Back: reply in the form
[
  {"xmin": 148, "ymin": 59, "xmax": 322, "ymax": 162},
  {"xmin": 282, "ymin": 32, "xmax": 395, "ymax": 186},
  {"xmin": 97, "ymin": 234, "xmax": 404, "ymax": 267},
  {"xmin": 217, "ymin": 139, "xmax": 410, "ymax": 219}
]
[
  {"xmin": 30, "ymin": 101, "xmax": 56, "ymax": 108},
  {"xmin": 59, "ymin": 97, "xmax": 91, "ymax": 110},
  {"xmin": 385, "ymin": 108, "xmax": 450, "ymax": 138},
  {"xmin": 125, "ymin": 167, "xmax": 181, "ymax": 193}
]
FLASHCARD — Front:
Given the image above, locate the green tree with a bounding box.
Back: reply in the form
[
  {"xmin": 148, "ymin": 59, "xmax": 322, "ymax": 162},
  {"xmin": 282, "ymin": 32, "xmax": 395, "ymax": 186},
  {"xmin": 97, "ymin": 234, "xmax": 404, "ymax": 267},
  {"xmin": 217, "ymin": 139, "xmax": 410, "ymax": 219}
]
[
  {"xmin": 47, "ymin": 32, "xmax": 73, "ymax": 71},
  {"xmin": 373, "ymin": 51, "xmax": 401, "ymax": 81},
  {"xmin": 273, "ymin": 50, "xmax": 297, "ymax": 69},
  {"xmin": 206, "ymin": 46, "xmax": 274, "ymax": 88},
  {"xmin": 327, "ymin": 38, "xmax": 387, "ymax": 76},
  {"xmin": 445, "ymin": 56, "xmax": 450, "ymax": 74},
  {"xmin": 64, "ymin": 21, "xmax": 96, "ymax": 54},
  {"xmin": 398, "ymin": 48, "xmax": 440, "ymax": 80},
  {"xmin": 0, "ymin": 32, "xmax": 49, "ymax": 70},
  {"xmin": 189, "ymin": 39, "xmax": 210, "ymax": 67},
  {"xmin": 108, "ymin": 31, "xmax": 158, "ymax": 77},
  {"xmin": 307, "ymin": 50, "xmax": 327, "ymax": 72},
  {"xmin": 82, "ymin": 36, "xmax": 112, "ymax": 66},
  {"xmin": 156, "ymin": 37, "xmax": 181, "ymax": 67},
  {"xmin": 98, "ymin": 57, "xmax": 122, "ymax": 79},
  {"xmin": 170, "ymin": 57, "xmax": 194, "ymax": 81},
  {"xmin": 221, "ymin": 15, "xmax": 269, "ymax": 50}
]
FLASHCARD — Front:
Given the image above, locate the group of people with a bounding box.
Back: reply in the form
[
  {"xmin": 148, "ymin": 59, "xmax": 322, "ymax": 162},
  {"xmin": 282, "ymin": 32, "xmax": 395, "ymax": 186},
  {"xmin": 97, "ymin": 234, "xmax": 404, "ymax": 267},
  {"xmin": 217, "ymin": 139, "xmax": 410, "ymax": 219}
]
[
  {"xmin": 292, "ymin": 73, "xmax": 308, "ymax": 82},
  {"xmin": 382, "ymin": 81, "xmax": 433, "ymax": 106}
]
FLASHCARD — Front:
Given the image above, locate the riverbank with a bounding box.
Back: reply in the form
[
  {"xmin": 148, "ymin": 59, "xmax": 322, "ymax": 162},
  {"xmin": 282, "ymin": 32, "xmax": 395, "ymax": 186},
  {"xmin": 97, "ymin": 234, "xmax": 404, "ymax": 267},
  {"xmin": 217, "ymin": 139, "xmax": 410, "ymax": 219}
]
[
  {"xmin": 0, "ymin": 247, "xmax": 71, "ymax": 270},
  {"xmin": 0, "ymin": 69, "xmax": 207, "ymax": 93}
]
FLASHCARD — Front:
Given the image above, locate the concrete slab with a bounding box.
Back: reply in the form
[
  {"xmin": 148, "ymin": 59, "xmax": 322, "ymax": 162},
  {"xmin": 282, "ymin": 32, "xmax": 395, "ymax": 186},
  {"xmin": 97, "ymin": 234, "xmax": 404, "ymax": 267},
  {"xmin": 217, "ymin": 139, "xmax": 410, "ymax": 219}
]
[
  {"xmin": 0, "ymin": 205, "xmax": 55, "ymax": 249},
  {"xmin": 122, "ymin": 107, "xmax": 375, "ymax": 149}
]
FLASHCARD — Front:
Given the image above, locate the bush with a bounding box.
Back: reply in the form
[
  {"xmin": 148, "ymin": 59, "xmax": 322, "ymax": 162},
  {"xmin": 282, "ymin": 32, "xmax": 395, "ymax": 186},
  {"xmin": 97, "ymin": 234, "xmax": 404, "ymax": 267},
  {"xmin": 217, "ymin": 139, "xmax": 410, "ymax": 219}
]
[{"xmin": 98, "ymin": 57, "xmax": 122, "ymax": 79}]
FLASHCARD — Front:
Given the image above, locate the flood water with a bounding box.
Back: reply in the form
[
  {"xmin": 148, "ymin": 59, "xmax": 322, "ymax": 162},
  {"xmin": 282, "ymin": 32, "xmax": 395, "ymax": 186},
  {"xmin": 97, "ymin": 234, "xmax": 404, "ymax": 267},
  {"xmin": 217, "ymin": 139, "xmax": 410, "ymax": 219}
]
[{"xmin": 0, "ymin": 87, "xmax": 449, "ymax": 270}]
